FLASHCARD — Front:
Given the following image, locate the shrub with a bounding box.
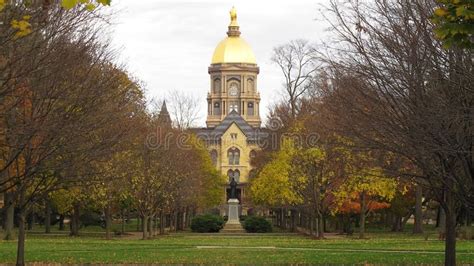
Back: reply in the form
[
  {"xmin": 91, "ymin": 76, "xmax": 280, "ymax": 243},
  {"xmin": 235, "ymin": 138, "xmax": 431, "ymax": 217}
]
[
  {"xmin": 239, "ymin": 215, "xmax": 248, "ymax": 222},
  {"xmin": 190, "ymin": 214, "xmax": 225, "ymax": 233},
  {"xmin": 243, "ymin": 216, "xmax": 272, "ymax": 233},
  {"xmin": 79, "ymin": 212, "xmax": 104, "ymax": 228}
]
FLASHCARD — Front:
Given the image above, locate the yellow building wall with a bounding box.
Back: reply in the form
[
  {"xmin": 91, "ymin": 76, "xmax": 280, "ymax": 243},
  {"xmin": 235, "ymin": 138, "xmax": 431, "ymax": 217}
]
[{"xmin": 207, "ymin": 123, "xmax": 258, "ymax": 185}]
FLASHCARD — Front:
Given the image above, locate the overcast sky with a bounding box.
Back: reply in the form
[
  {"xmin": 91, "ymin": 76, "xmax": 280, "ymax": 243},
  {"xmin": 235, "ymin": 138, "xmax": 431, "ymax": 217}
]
[{"xmin": 110, "ymin": 0, "xmax": 330, "ymax": 126}]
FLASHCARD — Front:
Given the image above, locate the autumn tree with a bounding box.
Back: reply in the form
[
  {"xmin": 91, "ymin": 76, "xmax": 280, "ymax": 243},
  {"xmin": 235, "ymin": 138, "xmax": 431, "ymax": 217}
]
[
  {"xmin": 0, "ymin": 4, "xmax": 146, "ymax": 264},
  {"xmin": 331, "ymin": 147, "xmax": 397, "ymax": 239},
  {"xmin": 320, "ymin": 0, "xmax": 473, "ymax": 264}
]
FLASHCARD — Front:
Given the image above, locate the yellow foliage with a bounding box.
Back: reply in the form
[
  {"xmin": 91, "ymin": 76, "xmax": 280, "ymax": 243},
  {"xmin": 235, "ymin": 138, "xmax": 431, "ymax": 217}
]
[
  {"xmin": 250, "ymin": 138, "xmax": 303, "ymax": 207},
  {"xmin": 61, "ymin": 0, "xmax": 111, "ymax": 10},
  {"xmin": 11, "ymin": 16, "xmax": 32, "ymax": 38}
]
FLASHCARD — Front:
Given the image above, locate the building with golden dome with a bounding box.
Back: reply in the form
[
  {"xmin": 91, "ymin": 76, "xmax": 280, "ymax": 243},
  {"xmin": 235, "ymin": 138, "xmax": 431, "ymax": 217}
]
[{"xmin": 197, "ymin": 7, "xmax": 267, "ymax": 215}]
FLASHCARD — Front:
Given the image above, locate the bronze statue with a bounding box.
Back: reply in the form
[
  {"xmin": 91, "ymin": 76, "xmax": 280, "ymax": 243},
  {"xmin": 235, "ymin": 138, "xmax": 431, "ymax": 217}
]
[{"xmin": 230, "ymin": 177, "xmax": 237, "ymax": 199}]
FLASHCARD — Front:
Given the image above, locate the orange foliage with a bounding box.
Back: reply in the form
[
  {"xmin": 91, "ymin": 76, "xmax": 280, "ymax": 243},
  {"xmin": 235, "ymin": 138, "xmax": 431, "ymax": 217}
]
[{"xmin": 338, "ymin": 200, "xmax": 391, "ymax": 214}]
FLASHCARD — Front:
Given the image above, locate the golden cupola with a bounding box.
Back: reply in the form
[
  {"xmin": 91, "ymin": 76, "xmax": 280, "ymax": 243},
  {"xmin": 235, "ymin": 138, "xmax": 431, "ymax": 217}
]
[
  {"xmin": 211, "ymin": 7, "xmax": 256, "ymax": 64},
  {"xmin": 206, "ymin": 7, "xmax": 261, "ymax": 128}
]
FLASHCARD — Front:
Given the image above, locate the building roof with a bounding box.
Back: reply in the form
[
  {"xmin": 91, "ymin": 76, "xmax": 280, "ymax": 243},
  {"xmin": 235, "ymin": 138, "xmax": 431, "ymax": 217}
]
[{"xmin": 196, "ymin": 110, "xmax": 268, "ymax": 142}]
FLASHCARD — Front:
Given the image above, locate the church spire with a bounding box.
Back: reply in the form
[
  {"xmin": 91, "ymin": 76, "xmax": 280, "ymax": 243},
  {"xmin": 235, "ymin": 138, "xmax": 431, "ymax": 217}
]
[
  {"xmin": 227, "ymin": 6, "xmax": 241, "ymax": 37},
  {"xmin": 158, "ymin": 100, "xmax": 172, "ymax": 128}
]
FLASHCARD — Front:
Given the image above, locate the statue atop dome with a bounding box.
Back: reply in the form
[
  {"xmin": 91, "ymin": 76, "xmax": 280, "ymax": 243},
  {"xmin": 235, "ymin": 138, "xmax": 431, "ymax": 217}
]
[
  {"xmin": 227, "ymin": 6, "xmax": 240, "ymax": 36},
  {"xmin": 211, "ymin": 7, "xmax": 256, "ymax": 64},
  {"xmin": 230, "ymin": 6, "xmax": 237, "ymax": 26}
]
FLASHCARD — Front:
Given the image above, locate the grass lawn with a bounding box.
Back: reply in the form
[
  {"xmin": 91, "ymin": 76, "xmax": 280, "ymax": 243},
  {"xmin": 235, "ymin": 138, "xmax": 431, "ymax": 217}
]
[{"xmin": 0, "ymin": 225, "xmax": 473, "ymax": 265}]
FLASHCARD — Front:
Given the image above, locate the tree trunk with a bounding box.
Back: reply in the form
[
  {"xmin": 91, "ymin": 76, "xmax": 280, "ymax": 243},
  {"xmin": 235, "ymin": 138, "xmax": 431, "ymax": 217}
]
[
  {"xmin": 391, "ymin": 215, "xmax": 401, "ymax": 232},
  {"xmin": 142, "ymin": 215, "xmax": 148, "ymax": 240},
  {"xmin": 443, "ymin": 190, "xmax": 457, "ymax": 266},
  {"xmin": 16, "ymin": 211, "xmax": 26, "ymax": 266},
  {"xmin": 173, "ymin": 211, "xmax": 178, "ymax": 232},
  {"xmin": 70, "ymin": 203, "xmax": 80, "ymax": 236},
  {"xmin": 176, "ymin": 211, "xmax": 181, "ymax": 231},
  {"xmin": 439, "ymin": 206, "xmax": 446, "ymax": 230},
  {"xmin": 4, "ymin": 192, "xmax": 15, "ymax": 240},
  {"xmin": 16, "ymin": 186, "xmax": 27, "ymax": 266},
  {"xmin": 121, "ymin": 209, "xmax": 125, "ymax": 234},
  {"xmin": 148, "ymin": 216, "xmax": 153, "ymax": 237},
  {"xmin": 45, "ymin": 200, "xmax": 51, "ymax": 234},
  {"xmin": 137, "ymin": 216, "xmax": 140, "ymax": 232},
  {"xmin": 413, "ymin": 185, "xmax": 423, "ymax": 234},
  {"xmin": 168, "ymin": 212, "xmax": 173, "ymax": 231},
  {"xmin": 291, "ymin": 210, "xmax": 296, "ymax": 232},
  {"xmin": 104, "ymin": 205, "xmax": 112, "ymax": 240},
  {"xmin": 359, "ymin": 191, "xmax": 366, "ymax": 239},
  {"xmin": 314, "ymin": 210, "xmax": 319, "ymax": 238},
  {"xmin": 276, "ymin": 209, "xmax": 280, "ymax": 228},
  {"xmin": 58, "ymin": 214, "xmax": 65, "ymax": 231},
  {"xmin": 27, "ymin": 213, "xmax": 34, "ymax": 230},
  {"xmin": 319, "ymin": 215, "xmax": 325, "ymax": 238},
  {"xmin": 160, "ymin": 211, "xmax": 165, "ymax": 235}
]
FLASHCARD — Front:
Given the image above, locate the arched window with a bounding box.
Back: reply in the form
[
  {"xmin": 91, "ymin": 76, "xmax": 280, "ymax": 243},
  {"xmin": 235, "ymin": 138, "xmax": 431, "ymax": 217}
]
[
  {"xmin": 233, "ymin": 170, "xmax": 240, "ymax": 183},
  {"xmin": 227, "ymin": 169, "xmax": 234, "ymax": 183},
  {"xmin": 213, "ymin": 101, "xmax": 221, "ymax": 115},
  {"xmin": 227, "ymin": 147, "xmax": 240, "ymax": 165},
  {"xmin": 247, "ymin": 78, "xmax": 254, "ymax": 92},
  {"xmin": 248, "ymin": 169, "xmax": 256, "ymax": 180},
  {"xmin": 210, "ymin": 149, "xmax": 218, "ymax": 166},
  {"xmin": 247, "ymin": 102, "xmax": 254, "ymax": 116},
  {"xmin": 227, "ymin": 169, "xmax": 240, "ymax": 183},
  {"xmin": 213, "ymin": 79, "xmax": 221, "ymax": 94}
]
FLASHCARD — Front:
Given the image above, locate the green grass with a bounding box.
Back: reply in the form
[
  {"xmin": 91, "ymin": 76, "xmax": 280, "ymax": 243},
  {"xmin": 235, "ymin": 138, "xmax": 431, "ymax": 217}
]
[{"xmin": 0, "ymin": 226, "xmax": 473, "ymax": 264}]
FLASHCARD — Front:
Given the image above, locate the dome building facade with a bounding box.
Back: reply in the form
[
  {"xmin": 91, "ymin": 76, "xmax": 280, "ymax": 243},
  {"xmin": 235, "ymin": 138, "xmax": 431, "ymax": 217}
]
[{"xmin": 197, "ymin": 7, "xmax": 267, "ymax": 215}]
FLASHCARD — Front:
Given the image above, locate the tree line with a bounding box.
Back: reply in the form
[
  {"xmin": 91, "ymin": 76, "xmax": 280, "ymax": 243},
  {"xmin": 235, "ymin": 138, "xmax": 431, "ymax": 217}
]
[
  {"xmin": 249, "ymin": 1, "xmax": 472, "ymax": 266},
  {"xmin": 0, "ymin": 2, "xmax": 223, "ymax": 266}
]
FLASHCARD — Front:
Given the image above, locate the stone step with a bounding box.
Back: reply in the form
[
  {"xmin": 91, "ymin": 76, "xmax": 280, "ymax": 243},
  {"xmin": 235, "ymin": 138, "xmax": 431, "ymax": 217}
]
[
  {"xmin": 221, "ymin": 229, "xmax": 246, "ymax": 233},
  {"xmin": 221, "ymin": 222, "xmax": 246, "ymax": 233},
  {"xmin": 224, "ymin": 224, "xmax": 244, "ymax": 229}
]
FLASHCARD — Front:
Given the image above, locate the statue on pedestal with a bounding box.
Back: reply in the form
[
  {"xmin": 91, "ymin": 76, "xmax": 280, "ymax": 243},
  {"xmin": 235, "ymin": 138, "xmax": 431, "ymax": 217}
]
[
  {"xmin": 229, "ymin": 177, "xmax": 237, "ymax": 199},
  {"xmin": 227, "ymin": 177, "xmax": 240, "ymax": 225}
]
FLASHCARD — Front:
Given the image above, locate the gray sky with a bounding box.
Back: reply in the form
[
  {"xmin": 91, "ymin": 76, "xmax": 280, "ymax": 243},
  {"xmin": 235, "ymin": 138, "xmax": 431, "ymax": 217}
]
[{"xmin": 110, "ymin": 0, "xmax": 329, "ymax": 126}]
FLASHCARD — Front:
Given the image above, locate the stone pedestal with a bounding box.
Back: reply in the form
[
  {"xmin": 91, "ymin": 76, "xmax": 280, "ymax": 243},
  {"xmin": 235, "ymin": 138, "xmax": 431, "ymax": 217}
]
[
  {"xmin": 227, "ymin": 198, "xmax": 240, "ymax": 224},
  {"xmin": 221, "ymin": 198, "xmax": 245, "ymax": 233}
]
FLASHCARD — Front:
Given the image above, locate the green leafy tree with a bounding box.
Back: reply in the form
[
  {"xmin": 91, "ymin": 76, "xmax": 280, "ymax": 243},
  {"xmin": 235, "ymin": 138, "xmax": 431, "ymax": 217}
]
[{"xmin": 433, "ymin": 0, "xmax": 474, "ymax": 48}]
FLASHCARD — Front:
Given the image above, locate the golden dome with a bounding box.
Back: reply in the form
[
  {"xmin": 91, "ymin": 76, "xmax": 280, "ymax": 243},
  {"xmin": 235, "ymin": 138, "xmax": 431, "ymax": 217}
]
[
  {"xmin": 212, "ymin": 37, "xmax": 256, "ymax": 64},
  {"xmin": 211, "ymin": 7, "xmax": 257, "ymax": 65}
]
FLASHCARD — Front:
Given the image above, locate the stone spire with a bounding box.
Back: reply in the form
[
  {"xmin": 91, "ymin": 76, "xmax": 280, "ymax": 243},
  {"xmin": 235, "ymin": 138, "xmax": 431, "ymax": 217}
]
[{"xmin": 158, "ymin": 100, "xmax": 172, "ymax": 127}]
